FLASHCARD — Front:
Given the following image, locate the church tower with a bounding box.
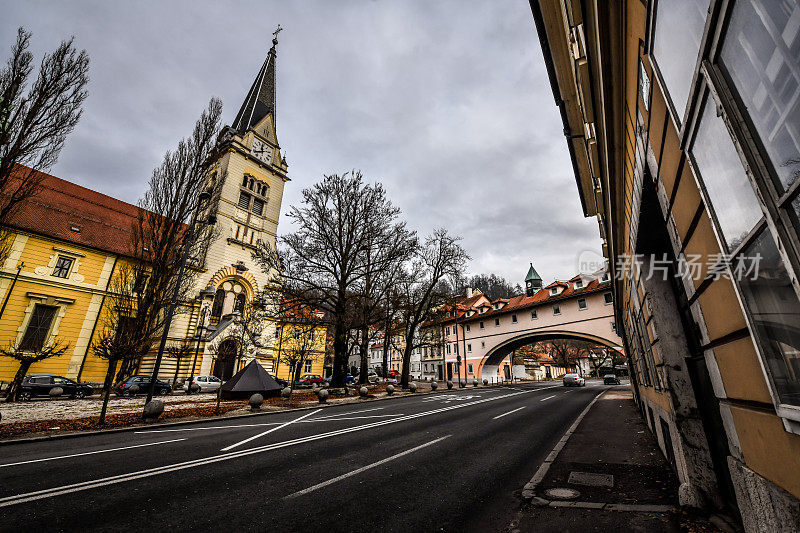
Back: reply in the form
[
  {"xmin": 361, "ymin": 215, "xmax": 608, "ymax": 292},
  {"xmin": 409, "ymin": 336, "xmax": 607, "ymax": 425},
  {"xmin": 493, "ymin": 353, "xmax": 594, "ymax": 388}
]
[
  {"xmin": 186, "ymin": 30, "xmax": 290, "ymax": 378},
  {"xmin": 525, "ymin": 263, "xmax": 542, "ymax": 297}
]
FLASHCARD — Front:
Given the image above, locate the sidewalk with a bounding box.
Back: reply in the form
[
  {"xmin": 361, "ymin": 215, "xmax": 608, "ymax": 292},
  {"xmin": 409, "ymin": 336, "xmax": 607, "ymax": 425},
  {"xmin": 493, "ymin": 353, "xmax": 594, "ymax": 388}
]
[{"xmin": 507, "ymin": 388, "xmax": 734, "ymax": 533}]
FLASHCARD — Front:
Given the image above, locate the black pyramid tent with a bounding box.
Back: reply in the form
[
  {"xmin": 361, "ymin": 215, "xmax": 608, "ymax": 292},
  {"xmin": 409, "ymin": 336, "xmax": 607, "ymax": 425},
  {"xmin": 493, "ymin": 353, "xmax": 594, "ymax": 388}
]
[{"xmin": 221, "ymin": 360, "xmax": 283, "ymax": 399}]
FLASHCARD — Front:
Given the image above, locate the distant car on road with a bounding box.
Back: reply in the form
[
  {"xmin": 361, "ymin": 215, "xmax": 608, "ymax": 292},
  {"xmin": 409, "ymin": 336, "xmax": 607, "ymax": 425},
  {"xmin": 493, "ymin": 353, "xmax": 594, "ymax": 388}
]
[
  {"xmin": 183, "ymin": 375, "xmax": 222, "ymax": 393},
  {"xmin": 562, "ymin": 373, "xmax": 586, "ymax": 387},
  {"xmin": 603, "ymin": 374, "xmax": 621, "ymax": 385},
  {"xmin": 117, "ymin": 375, "xmax": 171, "ymax": 396},
  {"xmin": 19, "ymin": 375, "xmax": 93, "ymax": 401}
]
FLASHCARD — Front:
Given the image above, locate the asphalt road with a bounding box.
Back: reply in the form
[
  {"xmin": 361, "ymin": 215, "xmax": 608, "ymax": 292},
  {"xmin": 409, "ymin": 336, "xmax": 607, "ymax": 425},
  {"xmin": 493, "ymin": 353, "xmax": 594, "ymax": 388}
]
[{"xmin": 0, "ymin": 381, "xmax": 610, "ymax": 532}]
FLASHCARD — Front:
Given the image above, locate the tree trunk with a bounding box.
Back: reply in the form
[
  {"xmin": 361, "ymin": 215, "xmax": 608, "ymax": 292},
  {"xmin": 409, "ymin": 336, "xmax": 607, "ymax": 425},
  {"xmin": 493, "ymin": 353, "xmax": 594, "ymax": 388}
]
[
  {"xmin": 400, "ymin": 325, "xmax": 415, "ymax": 388},
  {"xmin": 358, "ymin": 325, "xmax": 369, "ymax": 385},
  {"xmin": 5, "ymin": 359, "xmax": 32, "ymax": 402},
  {"xmin": 99, "ymin": 359, "xmax": 119, "ymax": 425},
  {"xmin": 330, "ymin": 297, "xmax": 348, "ymax": 387},
  {"xmin": 172, "ymin": 354, "xmax": 183, "ymax": 390}
]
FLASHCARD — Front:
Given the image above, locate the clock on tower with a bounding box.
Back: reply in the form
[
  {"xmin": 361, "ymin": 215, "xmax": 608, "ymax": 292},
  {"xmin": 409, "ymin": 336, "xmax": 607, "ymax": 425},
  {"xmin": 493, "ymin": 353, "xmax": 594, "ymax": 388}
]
[{"xmin": 251, "ymin": 137, "xmax": 273, "ymax": 165}]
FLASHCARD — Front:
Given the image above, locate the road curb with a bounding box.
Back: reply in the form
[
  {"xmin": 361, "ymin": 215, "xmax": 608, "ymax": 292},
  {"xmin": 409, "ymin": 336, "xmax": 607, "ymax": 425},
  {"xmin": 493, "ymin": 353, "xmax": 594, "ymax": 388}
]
[
  {"xmin": 520, "ymin": 388, "xmax": 606, "ymax": 500},
  {"xmin": 0, "ymin": 381, "xmax": 533, "ymax": 446}
]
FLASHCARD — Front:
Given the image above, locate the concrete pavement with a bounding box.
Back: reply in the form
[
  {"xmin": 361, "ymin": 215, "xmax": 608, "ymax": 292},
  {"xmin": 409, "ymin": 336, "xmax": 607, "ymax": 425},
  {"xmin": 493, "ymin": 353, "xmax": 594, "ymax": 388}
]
[{"xmin": 0, "ymin": 381, "xmax": 607, "ymax": 532}]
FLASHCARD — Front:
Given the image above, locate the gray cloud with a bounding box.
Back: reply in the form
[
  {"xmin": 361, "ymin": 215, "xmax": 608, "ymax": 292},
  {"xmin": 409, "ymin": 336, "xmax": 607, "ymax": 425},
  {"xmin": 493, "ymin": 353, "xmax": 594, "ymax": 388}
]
[{"xmin": 1, "ymin": 0, "xmax": 603, "ymax": 285}]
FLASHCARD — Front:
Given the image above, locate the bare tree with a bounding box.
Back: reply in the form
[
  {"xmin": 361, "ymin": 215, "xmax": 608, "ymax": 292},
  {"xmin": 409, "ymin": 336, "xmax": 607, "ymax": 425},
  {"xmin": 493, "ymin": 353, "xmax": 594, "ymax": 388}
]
[
  {"xmin": 0, "ymin": 28, "xmax": 89, "ymax": 262},
  {"xmin": 254, "ymin": 171, "xmax": 415, "ymax": 388},
  {"xmin": 113, "ymin": 99, "xmax": 222, "ymax": 385},
  {"xmin": 396, "ymin": 229, "xmax": 469, "ymax": 388},
  {"xmin": 2, "ymin": 339, "xmax": 70, "ymax": 402},
  {"xmin": 90, "ymin": 262, "xmax": 154, "ymax": 423},
  {"xmin": 166, "ymin": 343, "xmax": 195, "ymax": 390}
]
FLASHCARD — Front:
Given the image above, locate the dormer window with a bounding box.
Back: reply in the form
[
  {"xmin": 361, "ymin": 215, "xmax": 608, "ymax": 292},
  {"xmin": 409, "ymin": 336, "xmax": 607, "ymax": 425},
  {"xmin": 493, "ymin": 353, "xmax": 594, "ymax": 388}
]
[
  {"xmin": 601, "ymin": 273, "xmax": 610, "ymax": 283},
  {"xmin": 550, "ymin": 287, "xmax": 559, "ymax": 296},
  {"xmin": 574, "ymin": 279, "xmax": 584, "ymax": 290}
]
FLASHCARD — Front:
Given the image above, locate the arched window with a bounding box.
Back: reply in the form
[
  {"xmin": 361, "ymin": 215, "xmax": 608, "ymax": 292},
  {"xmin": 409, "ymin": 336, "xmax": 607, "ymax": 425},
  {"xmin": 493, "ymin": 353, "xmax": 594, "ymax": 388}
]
[
  {"xmin": 211, "ymin": 289, "xmax": 225, "ymax": 319},
  {"xmin": 234, "ymin": 293, "xmax": 246, "ymax": 313}
]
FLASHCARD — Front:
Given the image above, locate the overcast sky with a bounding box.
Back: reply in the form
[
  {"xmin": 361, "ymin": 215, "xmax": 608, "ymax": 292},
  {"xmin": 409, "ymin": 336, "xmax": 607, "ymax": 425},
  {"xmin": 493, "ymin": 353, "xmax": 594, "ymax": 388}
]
[{"xmin": 2, "ymin": 0, "xmax": 603, "ymax": 285}]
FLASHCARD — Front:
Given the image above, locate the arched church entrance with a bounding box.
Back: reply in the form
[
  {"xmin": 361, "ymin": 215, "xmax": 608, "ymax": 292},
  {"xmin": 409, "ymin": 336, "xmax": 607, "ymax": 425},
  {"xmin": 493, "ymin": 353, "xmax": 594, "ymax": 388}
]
[{"xmin": 213, "ymin": 338, "xmax": 239, "ymax": 380}]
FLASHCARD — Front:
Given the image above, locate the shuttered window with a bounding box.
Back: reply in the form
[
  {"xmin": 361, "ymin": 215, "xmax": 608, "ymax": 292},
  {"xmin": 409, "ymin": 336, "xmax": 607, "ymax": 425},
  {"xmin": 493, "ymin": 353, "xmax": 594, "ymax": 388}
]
[
  {"xmin": 252, "ymin": 197, "xmax": 264, "ymax": 216},
  {"xmin": 238, "ymin": 191, "xmax": 251, "ymax": 209}
]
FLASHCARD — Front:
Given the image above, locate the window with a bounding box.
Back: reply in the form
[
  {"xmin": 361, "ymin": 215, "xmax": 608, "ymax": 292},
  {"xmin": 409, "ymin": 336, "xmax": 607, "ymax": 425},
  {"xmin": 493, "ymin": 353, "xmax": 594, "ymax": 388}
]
[
  {"xmin": 445, "ymin": 326, "xmax": 450, "ymax": 336},
  {"xmin": 446, "ymin": 344, "xmax": 451, "ymax": 354},
  {"xmin": 550, "ymin": 287, "xmax": 558, "ymax": 296},
  {"xmin": 479, "ymin": 307, "xmax": 485, "ymax": 314},
  {"xmin": 238, "ymin": 191, "xmax": 251, "ymax": 210},
  {"xmin": 465, "ymin": 324, "xmax": 470, "ymax": 332},
  {"xmin": 52, "ymin": 256, "xmax": 73, "ymax": 278},
  {"xmin": 20, "ymin": 304, "xmax": 57, "ymax": 352},
  {"xmin": 468, "ymin": 364, "xmax": 474, "ymax": 374},
  {"xmin": 574, "ymin": 279, "xmax": 584, "ymax": 290},
  {"xmin": 293, "ymin": 329, "xmax": 301, "ymax": 340},
  {"xmin": 601, "ymin": 273, "xmax": 610, "ymax": 283},
  {"xmin": 652, "ymin": 0, "xmax": 710, "ymax": 120},
  {"xmin": 511, "ymin": 314, "xmax": 517, "ymax": 323},
  {"xmin": 531, "ymin": 309, "xmax": 538, "ymax": 320},
  {"xmin": 692, "ymin": 94, "xmax": 762, "ymax": 249},
  {"xmin": 494, "ymin": 318, "xmax": 500, "ymax": 327},
  {"xmin": 467, "ymin": 344, "xmax": 472, "ymax": 353},
  {"xmin": 737, "ymin": 229, "xmax": 800, "ymax": 410},
  {"xmin": 252, "ymin": 197, "xmax": 264, "ymax": 216},
  {"xmin": 234, "ymin": 293, "xmax": 246, "ymax": 313},
  {"xmin": 720, "ymin": 0, "xmax": 800, "ymax": 194},
  {"xmin": 611, "ymin": 321, "xmax": 616, "ymax": 332},
  {"xmin": 604, "ymin": 292, "xmax": 613, "ymax": 305},
  {"xmin": 553, "ymin": 305, "xmax": 561, "ymax": 315},
  {"xmin": 211, "ymin": 289, "xmax": 225, "ymax": 319},
  {"xmin": 479, "ymin": 321, "xmax": 484, "ymax": 329},
  {"xmin": 275, "ymin": 327, "xmax": 281, "ymax": 338},
  {"xmin": 578, "ymin": 298, "xmax": 587, "ymax": 310},
  {"xmin": 305, "ymin": 360, "xmax": 312, "ymax": 373}
]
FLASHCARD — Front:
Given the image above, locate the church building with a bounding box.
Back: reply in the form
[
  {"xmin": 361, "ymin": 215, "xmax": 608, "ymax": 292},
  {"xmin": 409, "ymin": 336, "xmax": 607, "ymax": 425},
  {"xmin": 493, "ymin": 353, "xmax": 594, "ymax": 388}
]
[{"xmin": 0, "ymin": 34, "xmax": 325, "ymax": 385}]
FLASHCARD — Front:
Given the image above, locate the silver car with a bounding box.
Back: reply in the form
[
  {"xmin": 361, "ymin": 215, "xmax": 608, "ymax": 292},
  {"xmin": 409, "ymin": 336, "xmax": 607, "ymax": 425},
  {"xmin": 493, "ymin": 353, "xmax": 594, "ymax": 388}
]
[
  {"xmin": 562, "ymin": 373, "xmax": 586, "ymax": 387},
  {"xmin": 183, "ymin": 375, "xmax": 222, "ymax": 393}
]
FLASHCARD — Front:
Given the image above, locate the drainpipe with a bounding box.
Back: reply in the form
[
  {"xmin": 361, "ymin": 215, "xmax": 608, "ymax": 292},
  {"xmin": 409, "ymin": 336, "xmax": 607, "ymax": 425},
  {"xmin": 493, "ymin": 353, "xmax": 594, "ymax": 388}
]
[{"xmin": 0, "ymin": 261, "xmax": 24, "ymax": 321}]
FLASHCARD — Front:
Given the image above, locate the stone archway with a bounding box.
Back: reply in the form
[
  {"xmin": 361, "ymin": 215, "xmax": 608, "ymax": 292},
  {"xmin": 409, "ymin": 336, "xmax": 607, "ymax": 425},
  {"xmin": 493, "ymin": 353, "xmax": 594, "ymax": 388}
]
[
  {"xmin": 479, "ymin": 330, "xmax": 623, "ymax": 382},
  {"xmin": 213, "ymin": 338, "xmax": 239, "ymax": 380}
]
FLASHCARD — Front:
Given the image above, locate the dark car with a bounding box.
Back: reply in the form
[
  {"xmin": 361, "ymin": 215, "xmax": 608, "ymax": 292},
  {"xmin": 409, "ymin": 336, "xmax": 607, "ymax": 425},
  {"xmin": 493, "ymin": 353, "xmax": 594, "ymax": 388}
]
[
  {"xmin": 603, "ymin": 374, "xmax": 621, "ymax": 385},
  {"xmin": 323, "ymin": 374, "xmax": 354, "ymax": 385},
  {"xmin": 19, "ymin": 374, "xmax": 93, "ymax": 401},
  {"xmin": 275, "ymin": 377, "xmax": 289, "ymax": 388},
  {"xmin": 117, "ymin": 375, "xmax": 171, "ymax": 396}
]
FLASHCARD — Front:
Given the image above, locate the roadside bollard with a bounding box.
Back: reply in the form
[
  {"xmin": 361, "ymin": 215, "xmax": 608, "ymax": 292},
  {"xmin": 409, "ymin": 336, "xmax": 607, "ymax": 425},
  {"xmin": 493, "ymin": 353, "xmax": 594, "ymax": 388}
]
[
  {"xmin": 249, "ymin": 393, "xmax": 264, "ymax": 410},
  {"xmin": 447, "ymin": 380, "xmax": 454, "ymax": 390},
  {"xmin": 143, "ymin": 399, "xmax": 164, "ymax": 419},
  {"xmin": 431, "ymin": 381, "xmax": 438, "ymax": 391},
  {"xmin": 386, "ymin": 384, "xmax": 395, "ymax": 395},
  {"xmin": 49, "ymin": 387, "xmax": 64, "ymax": 398},
  {"xmin": 483, "ymin": 379, "xmax": 488, "ymax": 386},
  {"xmin": 409, "ymin": 382, "xmax": 417, "ymax": 393},
  {"xmin": 459, "ymin": 380, "xmax": 466, "ymax": 388},
  {"xmin": 317, "ymin": 389, "xmax": 328, "ymax": 403},
  {"xmin": 281, "ymin": 387, "xmax": 292, "ymax": 399},
  {"xmin": 472, "ymin": 379, "xmax": 478, "ymax": 387},
  {"xmin": 359, "ymin": 386, "xmax": 369, "ymax": 398}
]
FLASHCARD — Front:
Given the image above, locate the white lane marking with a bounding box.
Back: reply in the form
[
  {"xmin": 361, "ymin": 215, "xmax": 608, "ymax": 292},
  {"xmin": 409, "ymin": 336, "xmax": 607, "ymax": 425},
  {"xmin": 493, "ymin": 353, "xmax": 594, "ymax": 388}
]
[
  {"xmin": 284, "ymin": 435, "xmax": 451, "ymax": 499},
  {"xmin": 221, "ymin": 409, "xmax": 322, "ymax": 451},
  {"xmin": 540, "ymin": 395, "xmax": 557, "ymax": 402},
  {"xmin": 135, "ymin": 414, "xmax": 404, "ymax": 435},
  {"xmin": 492, "ymin": 406, "xmax": 526, "ymax": 420},
  {"xmin": 0, "ymin": 439, "xmax": 187, "ymax": 469},
  {"xmin": 0, "ymin": 387, "xmax": 554, "ymax": 507},
  {"xmin": 315, "ymin": 407, "xmax": 385, "ymax": 418}
]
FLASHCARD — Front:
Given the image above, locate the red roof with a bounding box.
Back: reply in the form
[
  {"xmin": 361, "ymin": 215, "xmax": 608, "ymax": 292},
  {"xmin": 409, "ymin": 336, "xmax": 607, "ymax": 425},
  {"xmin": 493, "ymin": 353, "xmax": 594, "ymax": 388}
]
[{"xmin": 5, "ymin": 165, "xmax": 144, "ymax": 257}]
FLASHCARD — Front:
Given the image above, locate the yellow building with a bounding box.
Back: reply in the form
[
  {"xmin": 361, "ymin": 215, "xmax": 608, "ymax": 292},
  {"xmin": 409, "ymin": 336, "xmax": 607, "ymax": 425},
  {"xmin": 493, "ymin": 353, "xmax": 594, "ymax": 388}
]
[
  {"xmin": 0, "ymin": 35, "xmax": 309, "ymax": 385},
  {"xmin": 533, "ymin": 0, "xmax": 800, "ymax": 528}
]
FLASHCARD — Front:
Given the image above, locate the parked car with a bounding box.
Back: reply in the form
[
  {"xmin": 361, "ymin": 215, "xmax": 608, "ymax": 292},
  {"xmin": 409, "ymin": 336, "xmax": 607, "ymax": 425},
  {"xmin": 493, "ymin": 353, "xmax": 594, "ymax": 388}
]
[
  {"xmin": 183, "ymin": 375, "xmax": 222, "ymax": 393},
  {"xmin": 386, "ymin": 369, "xmax": 400, "ymax": 379},
  {"xmin": 275, "ymin": 377, "xmax": 289, "ymax": 388},
  {"xmin": 117, "ymin": 375, "xmax": 171, "ymax": 396},
  {"xmin": 355, "ymin": 370, "xmax": 380, "ymax": 384},
  {"xmin": 562, "ymin": 373, "xmax": 586, "ymax": 387},
  {"xmin": 19, "ymin": 374, "xmax": 93, "ymax": 401},
  {"xmin": 603, "ymin": 374, "xmax": 621, "ymax": 385},
  {"xmin": 323, "ymin": 374, "xmax": 354, "ymax": 385}
]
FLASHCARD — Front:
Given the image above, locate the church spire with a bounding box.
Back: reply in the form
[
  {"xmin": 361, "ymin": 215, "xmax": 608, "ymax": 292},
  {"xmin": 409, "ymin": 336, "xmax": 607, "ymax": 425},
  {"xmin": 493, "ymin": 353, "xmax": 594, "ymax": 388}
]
[{"xmin": 232, "ymin": 26, "xmax": 281, "ymax": 134}]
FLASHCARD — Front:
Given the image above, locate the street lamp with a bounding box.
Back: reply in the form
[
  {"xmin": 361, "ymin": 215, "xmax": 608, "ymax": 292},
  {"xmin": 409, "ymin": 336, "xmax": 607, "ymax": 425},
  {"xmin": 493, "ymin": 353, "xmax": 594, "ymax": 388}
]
[{"xmin": 145, "ymin": 190, "xmax": 215, "ymax": 407}]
